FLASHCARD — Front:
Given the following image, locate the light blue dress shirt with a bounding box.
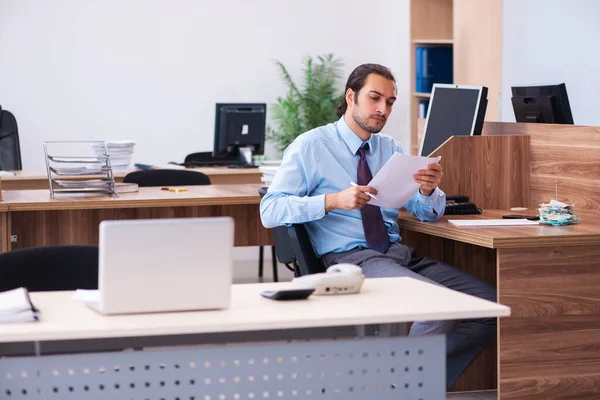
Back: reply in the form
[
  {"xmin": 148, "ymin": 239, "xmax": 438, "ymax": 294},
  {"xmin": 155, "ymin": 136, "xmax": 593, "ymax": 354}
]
[{"xmin": 260, "ymin": 117, "xmax": 446, "ymax": 258}]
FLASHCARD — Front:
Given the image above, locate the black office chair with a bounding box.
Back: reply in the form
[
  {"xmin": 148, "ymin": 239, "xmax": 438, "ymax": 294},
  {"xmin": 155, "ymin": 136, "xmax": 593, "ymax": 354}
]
[
  {"xmin": 258, "ymin": 187, "xmax": 281, "ymax": 282},
  {"xmin": 0, "ymin": 246, "xmax": 99, "ymax": 292},
  {"xmin": 0, "ymin": 106, "xmax": 23, "ymax": 171},
  {"xmin": 182, "ymin": 152, "xmax": 237, "ymax": 167},
  {"xmin": 259, "ymin": 187, "xmax": 325, "ymax": 278},
  {"xmin": 287, "ymin": 224, "xmax": 325, "ymax": 276},
  {"xmin": 123, "ymin": 169, "xmax": 211, "ymax": 186}
]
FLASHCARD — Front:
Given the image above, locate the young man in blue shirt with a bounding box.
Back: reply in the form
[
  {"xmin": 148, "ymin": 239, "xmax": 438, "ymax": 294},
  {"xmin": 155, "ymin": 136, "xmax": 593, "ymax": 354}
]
[{"xmin": 260, "ymin": 64, "xmax": 496, "ymax": 389}]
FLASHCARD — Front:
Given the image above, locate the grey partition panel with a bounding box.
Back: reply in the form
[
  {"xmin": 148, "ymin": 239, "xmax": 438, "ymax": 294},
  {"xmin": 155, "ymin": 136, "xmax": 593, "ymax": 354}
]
[{"xmin": 0, "ymin": 335, "xmax": 445, "ymax": 400}]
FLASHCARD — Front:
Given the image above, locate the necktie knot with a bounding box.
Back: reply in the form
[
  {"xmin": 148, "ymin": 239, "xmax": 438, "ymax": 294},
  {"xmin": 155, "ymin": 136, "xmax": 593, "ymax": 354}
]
[{"xmin": 358, "ymin": 143, "xmax": 369, "ymax": 159}]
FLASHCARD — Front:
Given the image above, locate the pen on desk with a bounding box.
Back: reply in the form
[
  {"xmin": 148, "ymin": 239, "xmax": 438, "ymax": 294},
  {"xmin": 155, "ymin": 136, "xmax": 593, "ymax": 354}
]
[{"xmin": 350, "ymin": 181, "xmax": 378, "ymax": 200}]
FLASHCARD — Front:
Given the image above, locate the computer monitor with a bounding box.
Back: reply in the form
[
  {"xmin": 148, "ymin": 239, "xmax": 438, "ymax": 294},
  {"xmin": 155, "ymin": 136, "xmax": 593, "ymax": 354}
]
[
  {"xmin": 213, "ymin": 103, "xmax": 266, "ymax": 166},
  {"xmin": 419, "ymin": 84, "xmax": 488, "ymax": 157},
  {"xmin": 511, "ymin": 83, "xmax": 573, "ymax": 124}
]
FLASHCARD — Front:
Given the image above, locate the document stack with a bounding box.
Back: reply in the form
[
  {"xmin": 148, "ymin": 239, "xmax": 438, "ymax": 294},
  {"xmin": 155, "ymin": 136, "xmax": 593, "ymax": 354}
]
[
  {"xmin": 0, "ymin": 288, "xmax": 39, "ymax": 324},
  {"xmin": 259, "ymin": 165, "xmax": 279, "ymax": 187},
  {"xmin": 91, "ymin": 140, "xmax": 136, "ymax": 170},
  {"xmin": 44, "ymin": 141, "xmax": 118, "ymax": 198},
  {"xmin": 539, "ymin": 199, "xmax": 580, "ymax": 226}
]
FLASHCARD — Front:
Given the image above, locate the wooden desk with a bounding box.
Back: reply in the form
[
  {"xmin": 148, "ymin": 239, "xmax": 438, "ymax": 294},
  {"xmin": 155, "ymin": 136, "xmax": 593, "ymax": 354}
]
[
  {"xmin": 399, "ymin": 210, "xmax": 600, "ymax": 399},
  {"xmin": 0, "ymin": 166, "xmax": 262, "ymax": 190},
  {"xmin": 0, "ymin": 184, "xmax": 272, "ymax": 252},
  {"xmin": 0, "ymin": 279, "xmax": 509, "ymax": 400}
]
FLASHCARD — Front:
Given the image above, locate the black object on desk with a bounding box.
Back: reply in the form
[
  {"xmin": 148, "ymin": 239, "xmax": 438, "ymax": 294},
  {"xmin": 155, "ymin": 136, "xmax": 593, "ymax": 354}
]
[
  {"xmin": 445, "ymin": 196, "xmax": 482, "ymax": 215},
  {"xmin": 502, "ymin": 214, "xmax": 540, "ymax": 221},
  {"xmin": 261, "ymin": 288, "xmax": 314, "ymax": 301}
]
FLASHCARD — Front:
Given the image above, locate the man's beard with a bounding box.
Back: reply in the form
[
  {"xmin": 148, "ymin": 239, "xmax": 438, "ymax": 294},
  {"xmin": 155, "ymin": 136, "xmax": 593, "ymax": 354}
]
[{"xmin": 352, "ymin": 107, "xmax": 386, "ymax": 134}]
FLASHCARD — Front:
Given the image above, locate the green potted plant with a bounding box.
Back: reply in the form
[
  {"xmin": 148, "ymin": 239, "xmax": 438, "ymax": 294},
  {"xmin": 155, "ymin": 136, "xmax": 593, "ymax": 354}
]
[{"xmin": 267, "ymin": 54, "xmax": 344, "ymax": 153}]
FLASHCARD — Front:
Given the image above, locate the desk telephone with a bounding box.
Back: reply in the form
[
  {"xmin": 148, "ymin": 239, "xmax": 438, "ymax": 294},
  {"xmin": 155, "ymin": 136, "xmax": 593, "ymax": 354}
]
[
  {"xmin": 292, "ymin": 264, "xmax": 364, "ymax": 295},
  {"xmin": 445, "ymin": 196, "xmax": 482, "ymax": 215}
]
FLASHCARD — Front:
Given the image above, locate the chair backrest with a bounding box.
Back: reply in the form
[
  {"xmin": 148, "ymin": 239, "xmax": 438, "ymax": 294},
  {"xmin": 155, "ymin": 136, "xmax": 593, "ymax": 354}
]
[
  {"xmin": 0, "ymin": 246, "xmax": 99, "ymax": 292},
  {"xmin": 123, "ymin": 169, "xmax": 211, "ymax": 187},
  {"xmin": 287, "ymin": 224, "xmax": 325, "ymax": 276},
  {"xmin": 184, "ymin": 152, "xmax": 213, "ymax": 163},
  {"xmin": 0, "ymin": 108, "xmax": 22, "ymax": 170},
  {"xmin": 258, "ymin": 187, "xmax": 297, "ymax": 265},
  {"xmin": 258, "ymin": 187, "xmax": 324, "ymax": 276}
]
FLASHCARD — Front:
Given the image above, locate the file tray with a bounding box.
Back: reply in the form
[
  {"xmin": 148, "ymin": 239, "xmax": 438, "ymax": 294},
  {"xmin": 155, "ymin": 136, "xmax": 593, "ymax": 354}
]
[{"xmin": 44, "ymin": 141, "xmax": 118, "ymax": 199}]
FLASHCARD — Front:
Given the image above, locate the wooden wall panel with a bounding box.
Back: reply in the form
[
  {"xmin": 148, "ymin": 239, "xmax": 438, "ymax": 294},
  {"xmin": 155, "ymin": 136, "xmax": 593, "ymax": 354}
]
[
  {"xmin": 8, "ymin": 205, "xmax": 273, "ymax": 250},
  {"xmin": 0, "ymin": 213, "xmax": 7, "ymax": 253},
  {"xmin": 500, "ymin": 316, "xmax": 600, "ymax": 399},
  {"xmin": 417, "ymin": 119, "xmax": 600, "ymax": 211},
  {"xmin": 429, "ymin": 135, "xmax": 530, "ymax": 210},
  {"xmin": 498, "ymin": 246, "xmax": 600, "ymax": 399},
  {"xmin": 498, "ymin": 246, "xmax": 600, "ymax": 317}
]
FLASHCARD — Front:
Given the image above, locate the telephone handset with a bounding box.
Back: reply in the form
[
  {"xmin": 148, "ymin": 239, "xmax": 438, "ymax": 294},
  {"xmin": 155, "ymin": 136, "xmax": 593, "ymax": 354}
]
[
  {"xmin": 292, "ymin": 263, "xmax": 364, "ymax": 295},
  {"xmin": 445, "ymin": 195, "xmax": 482, "ymax": 215},
  {"xmin": 325, "ymin": 264, "xmax": 363, "ymax": 275}
]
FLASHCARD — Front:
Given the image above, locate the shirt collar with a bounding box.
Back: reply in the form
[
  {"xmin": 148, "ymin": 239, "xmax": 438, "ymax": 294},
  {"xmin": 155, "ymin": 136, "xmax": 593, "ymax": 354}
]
[{"xmin": 337, "ymin": 116, "xmax": 373, "ymax": 156}]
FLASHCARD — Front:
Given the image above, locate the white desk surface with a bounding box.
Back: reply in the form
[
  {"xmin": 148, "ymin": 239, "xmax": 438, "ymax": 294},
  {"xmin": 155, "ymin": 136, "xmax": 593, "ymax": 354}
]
[{"xmin": 0, "ymin": 278, "xmax": 510, "ymax": 343}]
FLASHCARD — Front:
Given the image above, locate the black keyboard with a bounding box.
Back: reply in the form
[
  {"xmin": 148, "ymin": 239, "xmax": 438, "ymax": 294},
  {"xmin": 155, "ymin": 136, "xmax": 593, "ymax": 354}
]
[{"xmin": 445, "ymin": 202, "xmax": 482, "ymax": 215}]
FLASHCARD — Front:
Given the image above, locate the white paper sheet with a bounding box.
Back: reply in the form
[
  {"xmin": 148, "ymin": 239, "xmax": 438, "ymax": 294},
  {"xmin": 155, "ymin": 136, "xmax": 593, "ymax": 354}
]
[
  {"xmin": 367, "ymin": 152, "xmax": 441, "ymax": 208},
  {"xmin": 0, "ymin": 288, "xmax": 38, "ymax": 323},
  {"xmin": 449, "ymin": 219, "xmax": 539, "ymax": 227}
]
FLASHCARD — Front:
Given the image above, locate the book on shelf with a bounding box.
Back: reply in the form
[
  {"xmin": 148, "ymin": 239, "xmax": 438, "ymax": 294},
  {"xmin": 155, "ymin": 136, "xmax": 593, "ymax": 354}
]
[
  {"xmin": 419, "ymin": 100, "xmax": 430, "ymax": 119},
  {"xmin": 416, "ymin": 46, "xmax": 453, "ymax": 93}
]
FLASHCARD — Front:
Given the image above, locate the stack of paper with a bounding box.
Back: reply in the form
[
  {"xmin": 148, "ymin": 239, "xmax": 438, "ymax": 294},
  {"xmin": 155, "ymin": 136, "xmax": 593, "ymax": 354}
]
[
  {"xmin": 0, "ymin": 288, "xmax": 39, "ymax": 323},
  {"xmin": 449, "ymin": 219, "xmax": 539, "ymax": 227},
  {"xmin": 91, "ymin": 140, "xmax": 136, "ymax": 169},
  {"xmin": 259, "ymin": 165, "xmax": 280, "ymax": 187}
]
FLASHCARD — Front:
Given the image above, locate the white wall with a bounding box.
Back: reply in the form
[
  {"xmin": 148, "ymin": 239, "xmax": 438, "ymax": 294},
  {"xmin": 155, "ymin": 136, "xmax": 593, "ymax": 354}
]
[
  {"xmin": 502, "ymin": 0, "xmax": 600, "ymax": 124},
  {"xmin": 0, "ymin": 0, "xmax": 410, "ymax": 170}
]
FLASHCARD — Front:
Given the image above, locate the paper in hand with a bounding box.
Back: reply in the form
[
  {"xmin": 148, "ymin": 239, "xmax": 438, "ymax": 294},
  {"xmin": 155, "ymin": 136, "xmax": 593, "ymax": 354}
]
[{"xmin": 367, "ymin": 152, "xmax": 441, "ymax": 208}]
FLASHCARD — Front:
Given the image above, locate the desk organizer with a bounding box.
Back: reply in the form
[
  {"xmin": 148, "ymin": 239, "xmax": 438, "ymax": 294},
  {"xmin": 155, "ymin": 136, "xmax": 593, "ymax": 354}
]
[{"xmin": 43, "ymin": 141, "xmax": 118, "ymax": 199}]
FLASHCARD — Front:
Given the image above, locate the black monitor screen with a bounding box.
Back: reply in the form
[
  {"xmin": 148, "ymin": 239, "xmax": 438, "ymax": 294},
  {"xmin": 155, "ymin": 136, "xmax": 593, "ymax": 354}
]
[
  {"xmin": 420, "ymin": 85, "xmax": 486, "ymax": 156},
  {"xmin": 213, "ymin": 103, "xmax": 266, "ymax": 157},
  {"xmin": 511, "ymin": 83, "xmax": 573, "ymax": 124}
]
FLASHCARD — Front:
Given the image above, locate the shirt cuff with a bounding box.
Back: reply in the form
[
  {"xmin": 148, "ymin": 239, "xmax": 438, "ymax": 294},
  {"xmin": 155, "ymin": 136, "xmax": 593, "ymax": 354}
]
[
  {"xmin": 308, "ymin": 194, "xmax": 327, "ymax": 221},
  {"xmin": 416, "ymin": 188, "xmax": 446, "ymax": 215}
]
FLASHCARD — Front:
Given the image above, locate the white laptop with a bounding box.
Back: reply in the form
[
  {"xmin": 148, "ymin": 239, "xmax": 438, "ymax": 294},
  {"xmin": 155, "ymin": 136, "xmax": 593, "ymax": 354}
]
[{"xmin": 85, "ymin": 217, "xmax": 234, "ymax": 315}]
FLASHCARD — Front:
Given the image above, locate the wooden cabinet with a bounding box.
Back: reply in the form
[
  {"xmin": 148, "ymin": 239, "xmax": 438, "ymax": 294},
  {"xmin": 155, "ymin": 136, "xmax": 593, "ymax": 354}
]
[{"xmin": 409, "ymin": 0, "xmax": 502, "ymax": 154}]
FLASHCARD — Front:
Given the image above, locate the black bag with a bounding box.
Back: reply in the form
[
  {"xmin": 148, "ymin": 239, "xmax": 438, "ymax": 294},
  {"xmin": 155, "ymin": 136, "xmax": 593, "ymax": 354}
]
[{"xmin": 0, "ymin": 105, "xmax": 22, "ymax": 170}]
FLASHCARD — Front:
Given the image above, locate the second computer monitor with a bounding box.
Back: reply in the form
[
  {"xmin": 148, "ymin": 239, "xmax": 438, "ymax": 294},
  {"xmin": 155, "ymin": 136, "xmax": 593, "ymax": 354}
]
[
  {"xmin": 213, "ymin": 103, "xmax": 266, "ymax": 159},
  {"xmin": 419, "ymin": 84, "xmax": 488, "ymax": 157},
  {"xmin": 511, "ymin": 83, "xmax": 573, "ymax": 124}
]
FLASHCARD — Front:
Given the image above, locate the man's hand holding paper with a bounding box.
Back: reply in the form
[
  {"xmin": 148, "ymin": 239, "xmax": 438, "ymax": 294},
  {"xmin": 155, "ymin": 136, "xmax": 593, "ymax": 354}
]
[{"xmin": 366, "ymin": 152, "xmax": 442, "ymax": 208}]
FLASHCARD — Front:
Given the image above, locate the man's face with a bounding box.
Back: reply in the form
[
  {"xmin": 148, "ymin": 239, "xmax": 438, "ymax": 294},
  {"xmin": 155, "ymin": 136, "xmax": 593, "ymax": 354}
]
[{"xmin": 348, "ymin": 73, "xmax": 397, "ymax": 134}]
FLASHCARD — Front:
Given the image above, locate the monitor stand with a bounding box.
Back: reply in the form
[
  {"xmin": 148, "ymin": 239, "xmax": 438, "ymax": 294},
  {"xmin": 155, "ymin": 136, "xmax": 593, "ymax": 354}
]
[{"xmin": 226, "ymin": 146, "xmax": 257, "ymax": 168}]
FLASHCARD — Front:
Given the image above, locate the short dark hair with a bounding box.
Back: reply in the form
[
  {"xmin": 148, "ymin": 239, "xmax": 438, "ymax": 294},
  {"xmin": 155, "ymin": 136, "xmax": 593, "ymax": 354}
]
[{"xmin": 336, "ymin": 64, "xmax": 396, "ymax": 118}]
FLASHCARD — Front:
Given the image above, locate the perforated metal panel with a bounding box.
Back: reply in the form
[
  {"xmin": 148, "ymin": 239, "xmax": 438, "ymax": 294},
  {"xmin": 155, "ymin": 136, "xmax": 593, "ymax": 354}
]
[{"xmin": 0, "ymin": 335, "xmax": 445, "ymax": 400}]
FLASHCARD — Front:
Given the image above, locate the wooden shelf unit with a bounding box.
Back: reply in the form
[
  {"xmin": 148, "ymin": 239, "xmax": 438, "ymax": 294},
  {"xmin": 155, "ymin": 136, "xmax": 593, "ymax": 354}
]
[{"xmin": 409, "ymin": 0, "xmax": 502, "ymax": 155}]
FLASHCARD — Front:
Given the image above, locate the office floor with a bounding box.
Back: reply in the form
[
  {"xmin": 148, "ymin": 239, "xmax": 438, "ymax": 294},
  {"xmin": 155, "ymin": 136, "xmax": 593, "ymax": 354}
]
[{"xmin": 233, "ymin": 257, "xmax": 295, "ymax": 284}]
